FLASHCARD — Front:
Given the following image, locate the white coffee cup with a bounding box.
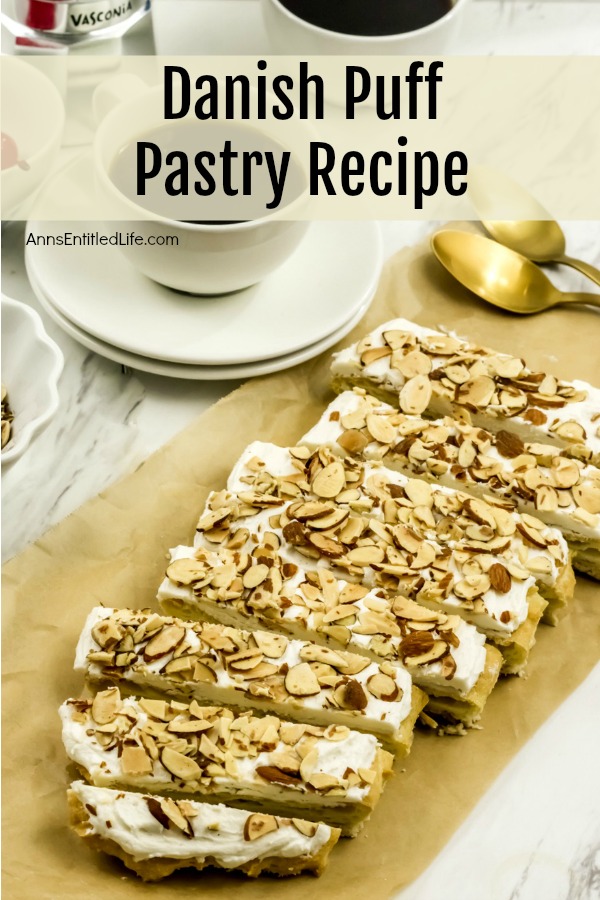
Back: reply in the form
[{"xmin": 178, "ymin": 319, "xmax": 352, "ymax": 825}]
[
  {"xmin": 1, "ymin": 58, "xmax": 65, "ymax": 217},
  {"xmin": 262, "ymin": 0, "xmax": 471, "ymax": 55},
  {"xmin": 93, "ymin": 74, "xmax": 311, "ymax": 295}
]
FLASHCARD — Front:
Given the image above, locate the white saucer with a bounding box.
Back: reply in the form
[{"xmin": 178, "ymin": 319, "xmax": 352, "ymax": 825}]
[
  {"xmin": 26, "ymin": 153, "xmax": 382, "ymax": 366},
  {"xmin": 26, "ymin": 261, "xmax": 370, "ymax": 381}
]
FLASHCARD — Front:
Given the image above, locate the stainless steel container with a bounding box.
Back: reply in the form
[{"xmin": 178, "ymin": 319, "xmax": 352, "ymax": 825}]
[{"xmin": 1, "ymin": 0, "xmax": 150, "ymax": 45}]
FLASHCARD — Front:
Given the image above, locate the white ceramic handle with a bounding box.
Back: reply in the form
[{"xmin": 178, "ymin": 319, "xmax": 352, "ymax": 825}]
[{"xmin": 92, "ymin": 73, "xmax": 147, "ymax": 125}]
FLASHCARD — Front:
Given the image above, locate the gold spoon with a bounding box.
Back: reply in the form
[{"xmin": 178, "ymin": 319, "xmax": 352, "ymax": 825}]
[
  {"xmin": 431, "ymin": 230, "xmax": 600, "ymax": 315},
  {"xmin": 468, "ymin": 166, "xmax": 600, "ymax": 287}
]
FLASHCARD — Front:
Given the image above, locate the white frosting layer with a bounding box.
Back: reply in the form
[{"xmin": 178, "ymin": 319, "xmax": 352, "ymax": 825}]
[
  {"xmin": 70, "ymin": 781, "xmax": 333, "ymax": 865},
  {"xmin": 331, "ymin": 318, "xmax": 600, "ymax": 460},
  {"xmin": 217, "ymin": 441, "xmax": 568, "ymax": 635},
  {"xmin": 75, "ymin": 607, "xmax": 413, "ymax": 741},
  {"xmin": 302, "ymin": 391, "xmax": 600, "ymax": 542},
  {"xmin": 159, "ymin": 546, "xmax": 486, "ymax": 698},
  {"xmin": 61, "ymin": 693, "xmax": 378, "ymax": 805}
]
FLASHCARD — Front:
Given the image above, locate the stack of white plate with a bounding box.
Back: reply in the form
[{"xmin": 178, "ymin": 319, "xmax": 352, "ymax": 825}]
[{"xmin": 26, "ymin": 154, "xmax": 382, "ymax": 380}]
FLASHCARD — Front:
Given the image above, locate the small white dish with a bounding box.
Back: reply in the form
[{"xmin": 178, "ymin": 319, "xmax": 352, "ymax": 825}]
[
  {"xmin": 26, "ymin": 266, "xmax": 371, "ymax": 380},
  {"xmin": 26, "ymin": 154, "xmax": 382, "ymax": 365},
  {"xmin": 1, "ymin": 294, "xmax": 64, "ymax": 467}
]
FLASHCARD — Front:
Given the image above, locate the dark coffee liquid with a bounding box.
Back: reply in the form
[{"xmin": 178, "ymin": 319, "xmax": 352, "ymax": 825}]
[{"xmin": 279, "ymin": 0, "xmax": 454, "ymax": 36}]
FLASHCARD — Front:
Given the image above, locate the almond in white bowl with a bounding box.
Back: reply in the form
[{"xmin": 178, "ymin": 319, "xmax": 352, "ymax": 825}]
[{"xmin": 1, "ymin": 294, "xmax": 63, "ymax": 467}]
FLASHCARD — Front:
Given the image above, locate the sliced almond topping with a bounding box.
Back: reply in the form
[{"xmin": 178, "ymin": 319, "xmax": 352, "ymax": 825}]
[
  {"xmin": 551, "ymin": 457, "xmax": 581, "ymax": 489},
  {"xmin": 242, "ymin": 564, "xmax": 270, "ymax": 589},
  {"xmin": 535, "ymin": 484, "xmax": 559, "ymax": 512},
  {"xmin": 192, "ymin": 660, "xmax": 218, "ymax": 683},
  {"xmin": 121, "ymin": 744, "xmax": 153, "ymax": 776},
  {"xmin": 299, "ymin": 645, "xmax": 348, "ymax": 668},
  {"xmin": 284, "ymin": 663, "xmax": 321, "ymax": 697},
  {"xmin": 337, "ymin": 429, "xmax": 370, "ymax": 456},
  {"xmin": 144, "ymin": 624, "xmax": 186, "ymax": 661},
  {"xmin": 527, "ymin": 556, "xmax": 553, "ymax": 575},
  {"xmin": 366, "ymin": 672, "xmax": 399, "ymax": 701},
  {"xmin": 454, "ymin": 574, "xmax": 491, "ymax": 600},
  {"xmin": 299, "ymin": 747, "xmax": 319, "ymax": 782},
  {"xmin": 160, "ymin": 746, "xmax": 202, "ymax": 781},
  {"xmin": 404, "ymin": 479, "xmax": 433, "ymax": 507},
  {"xmin": 382, "ymin": 329, "xmax": 412, "ymax": 350},
  {"xmin": 333, "ymin": 679, "xmax": 368, "ymax": 711},
  {"xmin": 458, "ymin": 375, "xmax": 496, "ymax": 408},
  {"xmin": 366, "ymin": 413, "xmax": 396, "ymax": 444},
  {"xmin": 291, "ymin": 818, "xmax": 319, "ymax": 837},
  {"xmin": 244, "ymin": 814, "xmax": 279, "ymax": 842},
  {"xmin": 91, "ymin": 688, "xmax": 122, "ymax": 725},
  {"xmin": 393, "ymin": 349, "xmax": 432, "ymax": 379},
  {"xmin": 311, "ymin": 461, "xmax": 346, "ymax": 498},
  {"xmin": 399, "ymin": 375, "xmax": 433, "ymax": 416},
  {"xmin": 166, "ymin": 558, "xmax": 207, "ymax": 585},
  {"xmin": 554, "ymin": 420, "xmax": 586, "ymax": 443},
  {"xmin": 346, "ymin": 545, "xmax": 385, "ymax": 566},
  {"xmin": 307, "ymin": 532, "xmax": 344, "ymax": 558},
  {"xmin": 361, "ymin": 346, "xmax": 392, "ymax": 367},
  {"xmin": 308, "ymin": 773, "xmax": 340, "ymax": 791},
  {"xmin": 309, "ymin": 508, "xmax": 350, "ymax": 531},
  {"xmin": 138, "ymin": 698, "xmax": 169, "ymax": 720},
  {"xmin": 252, "ymin": 631, "xmax": 288, "ymax": 659},
  {"xmin": 572, "ymin": 480, "xmax": 600, "ymax": 514}
]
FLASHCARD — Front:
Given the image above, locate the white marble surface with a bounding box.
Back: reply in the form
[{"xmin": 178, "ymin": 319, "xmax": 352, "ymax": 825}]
[{"xmin": 2, "ymin": 2, "xmax": 600, "ymax": 899}]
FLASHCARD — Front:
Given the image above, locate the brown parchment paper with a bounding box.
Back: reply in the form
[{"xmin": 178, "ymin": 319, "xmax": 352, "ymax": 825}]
[{"xmin": 3, "ymin": 224, "xmax": 600, "ymax": 900}]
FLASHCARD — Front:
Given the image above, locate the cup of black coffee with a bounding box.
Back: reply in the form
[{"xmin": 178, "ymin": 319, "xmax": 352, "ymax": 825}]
[
  {"xmin": 262, "ymin": 0, "xmax": 470, "ymax": 54},
  {"xmin": 93, "ymin": 75, "xmax": 311, "ymax": 295}
]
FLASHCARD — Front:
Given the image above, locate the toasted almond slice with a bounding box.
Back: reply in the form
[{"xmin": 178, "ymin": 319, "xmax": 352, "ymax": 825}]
[
  {"xmin": 551, "ymin": 457, "xmax": 582, "ymax": 489},
  {"xmin": 311, "ymin": 461, "xmax": 346, "ymax": 498},
  {"xmin": 361, "ymin": 346, "xmax": 392, "ymax": 367},
  {"xmin": 121, "ymin": 744, "xmax": 153, "ymax": 776},
  {"xmin": 404, "ymin": 479, "xmax": 433, "ymax": 507},
  {"xmin": 167, "ymin": 717, "xmax": 213, "ymax": 734},
  {"xmin": 516, "ymin": 521, "xmax": 548, "ymax": 549},
  {"xmin": 299, "ymin": 747, "xmax": 319, "ymax": 782},
  {"xmin": 244, "ymin": 813, "xmax": 279, "ymax": 841},
  {"xmin": 138, "ymin": 698, "xmax": 170, "ymax": 720},
  {"xmin": 144, "ymin": 624, "xmax": 186, "ymax": 661},
  {"xmin": 324, "ymin": 724, "xmax": 351, "ymax": 742},
  {"xmin": 572, "ymin": 480, "xmax": 600, "ymax": 514},
  {"xmin": 527, "ymin": 555, "xmax": 554, "ymax": 575},
  {"xmin": 382, "ymin": 329, "xmax": 412, "ymax": 350},
  {"xmin": 91, "ymin": 688, "xmax": 122, "ymax": 725},
  {"xmin": 309, "ymin": 773, "xmax": 341, "ymax": 791},
  {"xmin": 454, "ymin": 574, "xmax": 491, "ymax": 600},
  {"xmin": 366, "ymin": 672, "xmax": 399, "ymax": 701},
  {"xmin": 291, "ymin": 818, "xmax": 319, "ymax": 837},
  {"xmin": 242, "ymin": 564, "xmax": 270, "ymax": 589},
  {"xmin": 391, "ymin": 595, "xmax": 440, "ymax": 621},
  {"xmin": 252, "ymin": 631, "xmax": 288, "ymax": 659},
  {"xmin": 346, "ymin": 545, "xmax": 385, "ymax": 566},
  {"xmin": 293, "ymin": 501, "xmax": 333, "ymax": 521},
  {"xmin": 404, "ymin": 640, "xmax": 447, "ymax": 667},
  {"xmin": 554, "ymin": 420, "xmax": 586, "ymax": 443},
  {"xmin": 161, "ymin": 746, "xmax": 202, "ymax": 781},
  {"xmin": 392, "ymin": 524, "xmax": 423, "ymax": 554},
  {"xmin": 338, "ymin": 429, "xmax": 370, "ymax": 455},
  {"xmin": 333, "ymin": 679, "xmax": 368, "ymax": 711},
  {"xmin": 307, "ymin": 532, "xmax": 344, "ymax": 558},
  {"xmin": 399, "ymin": 375, "xmax": 433, "ymax": 416},
  {"xmin": 299, "ymin": 644, "xmax": 348, "ymax": 667},
  {"xmin": 285, "ymin": 662, "xmax": 321, "ymax": 697},
  {"xmin": 227, "ymin": 648, "xmax": 264, "ymax": 671},
  {"xmin": 458, "ymin": 375, "xmax": 496, "ymax": 408},
  {"xmin": 309, "ymin": 507, "xmax": 350, "ymax": 531},
  {"xmin": 192, "ymin": 660, "xmax": 218, "ymax": 683},
  {"xmin": 366, "ymin": 413, "xmax": 397, "ymax": 444},
  {"xmin": 166, "ymin": 558, "xmax": 207, "ymax": 585}
]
